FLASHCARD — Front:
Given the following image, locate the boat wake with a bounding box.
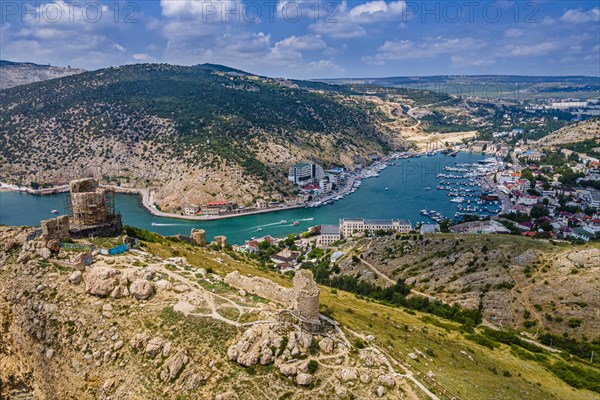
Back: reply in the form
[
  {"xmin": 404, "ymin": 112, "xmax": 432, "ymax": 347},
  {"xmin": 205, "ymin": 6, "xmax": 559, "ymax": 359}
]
[{"xmin": 151, "ymin": 222, "xmax": 188, "ymax": 227}]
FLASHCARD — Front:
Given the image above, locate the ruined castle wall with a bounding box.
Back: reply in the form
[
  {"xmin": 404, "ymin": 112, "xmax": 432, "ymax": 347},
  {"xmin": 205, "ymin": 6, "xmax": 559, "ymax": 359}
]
[
  {"xmin": 224, "ymin": 271, "xmax": 293, "ymax": 307},
  {"xmin": 41, "ymin": 215, "xmax": 70, "ymax": 241}
]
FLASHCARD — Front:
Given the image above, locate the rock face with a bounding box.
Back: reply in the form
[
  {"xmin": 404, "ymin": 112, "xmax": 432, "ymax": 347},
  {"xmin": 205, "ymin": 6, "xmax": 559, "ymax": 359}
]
[
  {"xmin": 160, "ymin": 351, "xmax": 189, "ymax": 381},
  {"xmin": 130, "ymin": 279, "xmax": 154, "ymax": 300},
  {"xmin": 85, "ymin": 267, "xmax": 117, "ymax": 296}
]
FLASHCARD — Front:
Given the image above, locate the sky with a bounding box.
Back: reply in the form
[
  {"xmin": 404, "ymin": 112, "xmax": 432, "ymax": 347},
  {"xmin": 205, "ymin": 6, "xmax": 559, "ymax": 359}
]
[{"xmin": 0, "ymin": 0, "xmax": 599, "ymax": 79}]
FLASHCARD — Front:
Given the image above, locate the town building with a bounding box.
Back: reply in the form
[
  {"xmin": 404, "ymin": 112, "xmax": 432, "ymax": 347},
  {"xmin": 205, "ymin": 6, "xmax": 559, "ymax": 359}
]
[
  {"xmin": 183, "ymin": 205, "xmax": 199, "ymax": 216},
  {"xmin": 288, "ymin": 161, "xmax": 325, "ymax": 186},
  {"xmin": 339, "ymin": 218, "xmax": 412, "ymax": 237},
  {"xmin": 317, "ymin": 225, "xmax": 341, "ymax": 248}
]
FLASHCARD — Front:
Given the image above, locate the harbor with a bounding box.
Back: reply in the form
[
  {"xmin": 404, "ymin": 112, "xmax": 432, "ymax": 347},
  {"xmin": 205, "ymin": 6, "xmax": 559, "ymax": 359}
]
[{"xmin": 1, "ymin": 152, "xmax": 492, "ymax": 244}]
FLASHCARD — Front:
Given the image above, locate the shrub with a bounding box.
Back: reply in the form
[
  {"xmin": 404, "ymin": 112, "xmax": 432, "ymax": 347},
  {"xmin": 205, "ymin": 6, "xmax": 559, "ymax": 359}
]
[{"xmin": 307, "ymin": 360, "xmax": 318, "ymax": 374}]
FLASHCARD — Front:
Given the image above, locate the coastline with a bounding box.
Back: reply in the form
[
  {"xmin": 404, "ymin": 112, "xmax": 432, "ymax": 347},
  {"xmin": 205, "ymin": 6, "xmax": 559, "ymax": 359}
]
[{"xmin": 0, "ymin": 182, "xmax": 306, "ymax": 222}]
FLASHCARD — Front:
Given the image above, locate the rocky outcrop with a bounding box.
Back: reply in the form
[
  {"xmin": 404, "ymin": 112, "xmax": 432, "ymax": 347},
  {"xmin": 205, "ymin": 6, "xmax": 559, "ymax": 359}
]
[
  {"xmin": 129, "ymin": 279, "xmax": 154, "ymax": 300},
  {"xmin": 85, "ymin": 267, "xmax": 117, "ymax": 296},
  {"xmin": 160, "ymin": 351, "xmax": 189, "ymax": 381}
]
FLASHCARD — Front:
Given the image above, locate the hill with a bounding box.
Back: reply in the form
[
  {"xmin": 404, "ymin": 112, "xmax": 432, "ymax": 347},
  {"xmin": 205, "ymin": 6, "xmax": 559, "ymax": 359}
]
[
  {"xmin": 335, "ymin": 234, "xmax": 600, "ymax": 339},
  {"xmin": 535, "ymin": 118, "xmax": 600, "ymax": 147},
  {"xmin": 0, "ymin": 63, "xmax": 404, "ymax": 210},
  {"xmin": 1, "ymin": 226, "xmax": 599, "ymax": 400},
  {"xmin": 0, "ymin": 60, "xmax": 84, "ymax": 89}
]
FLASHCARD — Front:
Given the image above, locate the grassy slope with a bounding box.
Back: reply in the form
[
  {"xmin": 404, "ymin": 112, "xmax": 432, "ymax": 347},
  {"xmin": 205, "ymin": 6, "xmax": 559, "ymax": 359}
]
[{"xmin": 143, "ymin": 239, "xmax": 600, "ymax": 400}]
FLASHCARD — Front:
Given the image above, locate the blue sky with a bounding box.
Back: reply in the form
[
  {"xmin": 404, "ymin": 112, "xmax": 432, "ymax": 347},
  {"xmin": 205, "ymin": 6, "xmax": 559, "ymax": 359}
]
[{"xmin": 1, "ymin": 0, "xmax": 599, "ymax": 78}]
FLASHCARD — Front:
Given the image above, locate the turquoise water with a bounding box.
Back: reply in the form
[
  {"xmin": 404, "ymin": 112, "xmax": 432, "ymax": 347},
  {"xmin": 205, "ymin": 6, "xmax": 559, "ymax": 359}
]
[{"xmin": 0, "ymin": 153, "xmax": 484, "ymax": 244}]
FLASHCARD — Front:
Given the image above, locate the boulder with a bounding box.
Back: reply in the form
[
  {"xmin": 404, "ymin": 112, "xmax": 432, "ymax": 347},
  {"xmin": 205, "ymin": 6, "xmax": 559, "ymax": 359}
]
[
  {"xmin": 37, "ymin": 247, "xmax": 52, "ymax": 259},
  {"xmin": 376, "ymin": 386, "xmax": 386, "ymax": 397},
  {"xmin": 110, "ymin": 285, "xmax": 129, "ymax": 299},
  {"xmin": 69, "ymin": 271, "xmax": 82, "ymax": 285},
  {"xmin": 360, "ymin": 373, "xmax": 371, "ymax": 384},
  {"xmin": 173, "ymin": 284, "xmax": 190, "ymax": 293},
  {"xmin": 318, "ymin": 337, "xmax": 334, "ymax": 354},
  {"xmin": 46, "ymin": 239, "xmax": 60, "ymax": 252},
  {"xmin": 145, "ymin": 337, "xmax": 165, "ymax": 357},
  {"xmin": 296, "ymin": 373, "xmax": 313, "ymax": 386},
  {"xmin": 377, "ymin": 374, "xmax": 395, "ymax": 388},
  {"xmin": 335, "ymin": 385, "xmax": 347, "ymax": 396},
  {"xmin": 279, "ymin": 364, "xmax": 297, "ymax": 377},
  {"xmin": 85, "ymin": 267, "xmax": 117, "ymax": 296},
  {"xmin": 130, "ymin": 332, "xmax": 151, "ymax": 350},
  {"xmin": 160, "ymin": 351, "xmax": 188, "ymax": 381},
  {"xmin": 130, "ymin": 279, "xmax": 154, "ymax": 300},
  {"xmin": 155, "ymin": 279, "xmax": 172, "ymax": 290},
  {"xmin": 338, "ymin": 368, "xmax": 358, "ymax": 382}
]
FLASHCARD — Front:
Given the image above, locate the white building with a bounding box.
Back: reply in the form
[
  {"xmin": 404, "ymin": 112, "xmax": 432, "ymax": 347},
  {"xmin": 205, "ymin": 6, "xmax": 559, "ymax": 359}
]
[
  {"xmin": 288, "ymin": 162, "xmax": 325, "ymax": 186},
  {"xmin": 183, "ymin": 205, "xmax": 199, "ymax": 216},
  {"xmin": 339, "ymin": 218, "xmax": 412, "ymax": 237},
  {"xmin": 317, "ymin": 225, "xmax": 341, "ymax": 248}
]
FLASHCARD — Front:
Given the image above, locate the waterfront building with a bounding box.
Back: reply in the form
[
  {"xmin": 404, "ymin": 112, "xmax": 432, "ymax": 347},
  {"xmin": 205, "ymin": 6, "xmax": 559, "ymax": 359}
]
[
  {"xmin": 288, "ymin": 162, "xmax": 325, "ymax": 186},
  {"xmin": 317, "ymin": 225, "xmax": 341, "ymax": 248},
  {"xmin": 255, "ymin": 199, "xmax": 268, "ymax": 209},
  {"xmin": 339, "ymin": 218, "xmax": 412, "ymax": 237},
  {"xmin": 183, "ymin": 205, "xmax": 199, "ymax": 216}
]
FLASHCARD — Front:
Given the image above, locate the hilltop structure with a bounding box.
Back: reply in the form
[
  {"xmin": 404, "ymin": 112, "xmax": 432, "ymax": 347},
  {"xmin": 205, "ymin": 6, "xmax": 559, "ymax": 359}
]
[{"xmin": 66, "ymin": 178, "xmax": 122, "ymax": 238}]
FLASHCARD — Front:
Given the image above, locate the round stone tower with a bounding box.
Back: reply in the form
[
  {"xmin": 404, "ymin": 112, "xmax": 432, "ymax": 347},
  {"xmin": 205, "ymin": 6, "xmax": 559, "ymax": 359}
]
[
  {"xmin": 214, "ymin": 235, "xmax": 227, "ymax": 249},
  {"xmin": 191, "ymin": 229, "xmax": 206, "ymax": 246},
  {"xmin": 293, "ymin": 269, "xmax": 320, "ymax": 323}
]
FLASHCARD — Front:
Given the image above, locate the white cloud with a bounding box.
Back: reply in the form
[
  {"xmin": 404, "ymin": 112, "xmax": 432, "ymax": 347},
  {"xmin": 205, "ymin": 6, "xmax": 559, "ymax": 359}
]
[
  {"xmin": 364, "ymin": 36, "xmax": 486, "ymax": 64},
  {"xmin": 0, "ymin": 1, "xmax": 137, "ymax": 69},
  {"xmin": 507, "ymin": 42, "xmax": 558, "ymax": 57},
  {"xmin": 560, "ymin": 7, "xmax": 600, "ymax": 24},
  {"xmin": 504, "ymin": 28, "xmax": 522, "ymax": 38},
  {"xmin": 275, "ymin": 34, "xmax": 327, "ymax": 51},
  {"xmin": 309, "ymin": 0, "xmax": 407, "ymax": 38},
  {"xmin": 132, "ymin": 53, "xmax": 157, "ymax": 62}
]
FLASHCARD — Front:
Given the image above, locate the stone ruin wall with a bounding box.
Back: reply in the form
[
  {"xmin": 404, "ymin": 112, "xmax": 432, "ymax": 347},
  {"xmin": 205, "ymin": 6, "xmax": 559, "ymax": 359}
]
[
  {"xmin": 224, "ymin": 270, "xmax": 320, "ymax": 323},
  {"xmin": 224, "ymin": 271, "xmax": 293, "ymax": 307},
  {"xmin": 41, "ymin": 215, "xmax": 70, "ymax": 241}
]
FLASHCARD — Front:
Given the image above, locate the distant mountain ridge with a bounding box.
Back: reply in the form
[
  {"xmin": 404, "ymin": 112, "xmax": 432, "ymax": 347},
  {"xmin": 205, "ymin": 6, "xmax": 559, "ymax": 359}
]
[{"xmin": 0, "ymin": 60, "xmax": 85, "ymax": 89}]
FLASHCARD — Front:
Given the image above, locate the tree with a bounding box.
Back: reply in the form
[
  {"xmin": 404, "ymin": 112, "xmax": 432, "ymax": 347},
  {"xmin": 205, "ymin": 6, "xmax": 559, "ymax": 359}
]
[{"xmin": 530, "ymin": 205, "xmax": 549, "ymax": 219}]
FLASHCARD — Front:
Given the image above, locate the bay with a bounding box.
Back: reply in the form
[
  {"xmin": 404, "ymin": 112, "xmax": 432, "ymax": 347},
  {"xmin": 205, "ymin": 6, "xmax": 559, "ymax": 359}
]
[{"xmin": 0, "ymin": 153, "xmax": 484, "ymax": 244}]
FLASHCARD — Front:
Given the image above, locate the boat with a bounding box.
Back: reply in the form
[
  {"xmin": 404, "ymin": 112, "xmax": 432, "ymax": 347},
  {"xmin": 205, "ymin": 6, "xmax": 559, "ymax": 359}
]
[
  {"xmin": 280, "ymin": 220, "xmax": 286, "ymax": 224},
  {"xmin": 256, "ymin": 227, "xmax": 263, "ymax": 232},
  {"xmin": 424, "ymin": 187, "xmax": 431, "ymax": 191},
  {"xmin": 385, "ymin": 187, "xmax": 389, "ymax": 191},
  {"xmin": 293, "ymin": 221, "xmax": 300, "ymax": 226},
  {"xmin": 51, "ymin": 210, "xmax": 59, "ymax": 214},
  {"xmin": 450, "ymin": 197, "xmax": 465, "ymax": 203}
]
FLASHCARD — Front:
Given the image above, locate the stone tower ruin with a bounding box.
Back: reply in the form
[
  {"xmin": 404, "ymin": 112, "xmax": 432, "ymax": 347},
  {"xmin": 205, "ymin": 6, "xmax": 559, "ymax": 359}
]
[
  {"xmin": 293, "ymin": 270, "xmax": 321, "ymax": 324},
  {"xmin": 65, "ymin": 178, "xmax": 122, "ymax": 237},
  {"xmin": 191, "ymin": 228, "xmax": 206, "ymax": 246}
]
